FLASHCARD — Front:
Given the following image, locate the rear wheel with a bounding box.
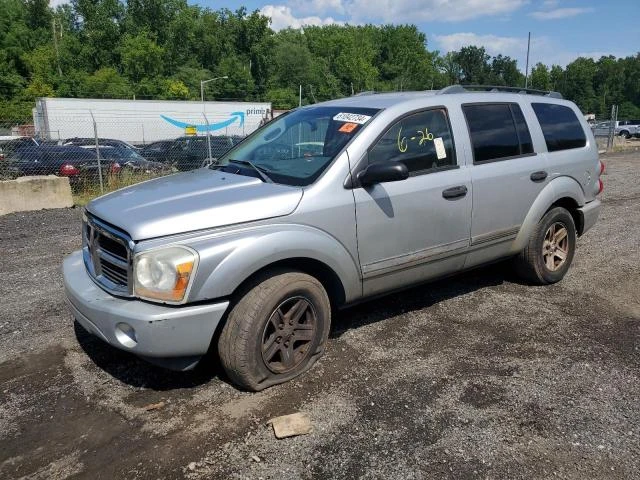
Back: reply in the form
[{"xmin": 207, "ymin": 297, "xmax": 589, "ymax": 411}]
[
  {"xmin": 514, "ymin": 207, "xmax": 576, "ymax": 285},
  {"xmin": 218, "ymin": 270, "xmax": 331, "ymax": 391},
  {"xmin": 620, "ymin": 130, "xmax": 631, "ymax": 139}
]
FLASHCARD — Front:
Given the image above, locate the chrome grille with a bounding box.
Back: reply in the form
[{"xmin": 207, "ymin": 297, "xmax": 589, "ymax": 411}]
[{"xmin": 83, "ymin": 214, "xmax": 133, "ymax": 296}]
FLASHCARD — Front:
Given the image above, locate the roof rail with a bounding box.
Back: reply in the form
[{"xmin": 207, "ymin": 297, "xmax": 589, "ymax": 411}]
[{"xmin": 437, "ymin": 84, "xmax": 563, "ymax": 99}]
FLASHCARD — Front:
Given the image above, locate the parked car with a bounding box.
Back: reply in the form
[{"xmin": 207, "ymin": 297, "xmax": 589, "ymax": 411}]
[
  {"xmin": 591, "ymin": 120, "xmax": 640, "ymax": 138},
  {"xmin": 138, "ymin": 140, "xmax": 175, "ymax": 163},
  {"xmin": 139, "ymin": 136, "xmax": 240, "ymax": 170},
  {"xmin": 64, "ymin": 86, "xmax": 602, "ymax": 391},
  {"xmin": 617, "ymin": 120, "xmax": 640, "ymax": 138},
  {"xmin": 0, "ymin": 137, "xmax": 39, "ymax": 160},
  {"xmin": 94, "ymin": 146, "xmax": 170, "ymax": 174},
  {"xmin": 62, "ymin": 137, "xmax": 139, "ymax": 151},
  {"xmin": 6, "ymin": 145, "xmax": 120, "ymax": 186}
]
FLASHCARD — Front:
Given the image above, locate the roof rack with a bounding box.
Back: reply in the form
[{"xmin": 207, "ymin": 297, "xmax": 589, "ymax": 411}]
[
  {"xmin": 353, "ymin": 90, "xmax": 376, "ymax": 96},
  {"xmin": 438, "ymin": 84, "xmax": 563, "ymax": 99}
]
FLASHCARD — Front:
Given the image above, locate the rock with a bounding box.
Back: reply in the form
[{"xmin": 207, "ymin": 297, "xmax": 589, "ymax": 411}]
[
  {"xmin": 251, "ymin": 455, "xmax": 261, "ymax": 463},
  {"xmin": 187, "ymin": 462, "xmax": 197, "ymax": 471},
  {"xmin": 268, "ymin": 412, "xmax": 313, "ymax": 439},
  {"xmin": 142, "ymin": 401, "xmax": 166, "ymax": 411}
]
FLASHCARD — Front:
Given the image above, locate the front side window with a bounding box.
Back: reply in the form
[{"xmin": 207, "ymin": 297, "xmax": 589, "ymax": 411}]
[
  {"xmin": 463, "ymin": 103, "xmax": 533, "ymax": 163},
  {"xmin": 531, "ymin": 103, "xmax": 587, "ymax": 152},
  {"xmin": 214, "ymin": 106, "xmax": 379, "ymax": 186},
  {"xmin": 368, "ymin": 108, "xmax": 456, "ymax": 173}
]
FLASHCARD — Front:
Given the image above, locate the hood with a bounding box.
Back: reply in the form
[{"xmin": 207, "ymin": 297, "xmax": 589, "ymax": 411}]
[{"xmin": 87, "ymin": 168, "xmax": 303, "ymax": 240}]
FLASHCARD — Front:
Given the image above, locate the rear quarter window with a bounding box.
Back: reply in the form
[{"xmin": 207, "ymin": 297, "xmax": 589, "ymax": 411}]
[{"xmin": 531, "ymin": 103, "xmax": 587, "ymax": 152}]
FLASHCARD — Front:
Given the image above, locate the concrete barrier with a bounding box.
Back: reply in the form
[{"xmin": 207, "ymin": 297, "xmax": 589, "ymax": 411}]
[{"xmin": 0, "ymin": 175, "xmax": 73, "ymax": 216}]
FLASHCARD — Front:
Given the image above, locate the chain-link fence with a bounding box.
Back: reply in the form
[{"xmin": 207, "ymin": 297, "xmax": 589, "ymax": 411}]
[
  {"xmin": 590, "ymin": 105, "xmax": 640, "ymax": 152},
  {"xmin": 0, "ymin": 111, "xmax": 257, "ymax": 201}
]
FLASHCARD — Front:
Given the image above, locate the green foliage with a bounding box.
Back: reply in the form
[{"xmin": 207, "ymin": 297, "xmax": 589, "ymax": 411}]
[
  {"xmin": 23, "ymin": 77, "xmax": 54, "ymax": 99},
  {"xmin": 159, "ymin": 79, "xmax": 189, "ymax": 99},
  {"xmin": 81, "ymin": 68, "xmax": 133, "ymax": 98},
  {"xmin": 0, "ymin": 0, "xmax": 637, "ymax": 119},
  {"xmin": 119, "ymin": 31, "xmax": 165, "ymax": 83},
  {"xmin": 530, "ymin": 63, "xmax": 551, "ymax": 91}
]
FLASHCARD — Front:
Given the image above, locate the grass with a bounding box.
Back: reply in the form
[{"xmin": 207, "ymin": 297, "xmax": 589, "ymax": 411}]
[{"xmin": 72, "ymin": 170, "xmax": 170, "ymax": 206}]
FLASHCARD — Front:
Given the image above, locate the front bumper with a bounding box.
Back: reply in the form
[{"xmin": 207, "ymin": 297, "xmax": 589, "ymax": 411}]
[
  {"xmin": 63, "ymin": 250, "xmax": 229, "ymax": 368},
  {"xmin": 578, "ymin": 199, "xmax": 601, "ymax": 235}
]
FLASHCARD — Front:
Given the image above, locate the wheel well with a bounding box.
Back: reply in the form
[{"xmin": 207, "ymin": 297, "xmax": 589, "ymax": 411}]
[
  {"xmin": 231, "ymin": 257, "xmax": 347, "ymax": 310},
  {"xmin": 549, "ymin": 197, "xmax": 583, "ymax": 235}
]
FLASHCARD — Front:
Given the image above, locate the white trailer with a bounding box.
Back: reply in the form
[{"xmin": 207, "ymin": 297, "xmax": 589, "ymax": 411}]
[{"xmin": 33, "ymin": 98, "xmax": 272, "ymax": 144}]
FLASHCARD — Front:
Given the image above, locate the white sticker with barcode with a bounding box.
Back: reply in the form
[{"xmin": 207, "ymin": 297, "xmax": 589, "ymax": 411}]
[
  {"xmin": 434, "ymin": 137, "xmax": 447, "ymax": 159},
  {"xmin": 333, "ymin": 112, "xmax": 372, "ymax": 124}
]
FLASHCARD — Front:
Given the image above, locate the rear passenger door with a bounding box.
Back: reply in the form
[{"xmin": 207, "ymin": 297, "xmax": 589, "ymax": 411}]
[{"xmin": 462, "ymin": 102, "xmax": 548, "ymax": 267}]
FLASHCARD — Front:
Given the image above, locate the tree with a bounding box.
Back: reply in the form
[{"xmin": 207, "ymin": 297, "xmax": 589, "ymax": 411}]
[
  {"xmin": 0, "ymin": 0, "xmax": 637, "ymax": 118},
  {"xmin": 439, "ymin": 52, "xmax": 462, "ymax": 85},
  {"xmin": 530, "ymin": 63, "xmax": 551, "ymax": 91},
  {"xmin": 23, "ymin": 77, "xmax": 54, "ymax": 99},
  {"xmin": 159, "ymin": 79, "xmax": 189, "ymax": 99},
  {"xmin": 119, "ymin": 31, "xmax": 164, "ymax": 83},
  {"xmin": 81, "ymin": 67, "xmax": 133, "ymax": 98},
  {"xmin": 454, "ymin": 46, "xmax": 490, "ymax": 84},
  {"xmin": 489, "ymin": 54, "xmax": 523, "ymax": 86}
]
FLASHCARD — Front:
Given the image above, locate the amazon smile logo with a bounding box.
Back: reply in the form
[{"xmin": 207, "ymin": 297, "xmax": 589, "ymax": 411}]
[{"xmin": 160, "ymin": 111, "xmax": 245, "ymax": 132}]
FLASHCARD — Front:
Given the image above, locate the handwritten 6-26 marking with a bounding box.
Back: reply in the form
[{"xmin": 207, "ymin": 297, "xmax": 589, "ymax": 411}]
[{"xmin": 397, "ymin": 126, "xmax": 435, "ymax": 152}]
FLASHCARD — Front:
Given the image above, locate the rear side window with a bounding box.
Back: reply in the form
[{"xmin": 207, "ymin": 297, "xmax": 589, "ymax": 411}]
[
  {"xmin": 531, "ymin": 103, "xmax": 587, "ymax": 152},
  {"xmin": 463, "ymin": 103, "xmax": 534, "ymax": 163}
]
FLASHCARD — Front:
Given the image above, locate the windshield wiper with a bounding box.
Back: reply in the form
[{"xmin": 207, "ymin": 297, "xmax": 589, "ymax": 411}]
[{"xmin": 227, "ymin": 159, "xmax": 273, "ymax": 183}]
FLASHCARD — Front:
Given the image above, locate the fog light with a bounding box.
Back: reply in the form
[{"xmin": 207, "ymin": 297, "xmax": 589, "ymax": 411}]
[{"xmin": 115, "ymin": 322, "xmax": 137, "ymax": 348}]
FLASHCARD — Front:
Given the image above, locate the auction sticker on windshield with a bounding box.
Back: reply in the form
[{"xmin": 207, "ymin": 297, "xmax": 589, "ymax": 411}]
[{"xmin": 333, "ymin": 112, "xmax": 372, "ymax": 124}]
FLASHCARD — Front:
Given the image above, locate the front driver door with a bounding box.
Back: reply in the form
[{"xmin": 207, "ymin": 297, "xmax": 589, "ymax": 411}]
[{"xmin": 353, "ymin": 108, "xmax": 472, "ymax": 297}]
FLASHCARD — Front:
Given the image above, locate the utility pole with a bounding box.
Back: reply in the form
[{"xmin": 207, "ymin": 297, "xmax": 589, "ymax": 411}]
[
  {"xmin": 200, "ymin": 76, "xmax": 228, "ymax": 160},
  {"xmin": 52, "ymin": 19, "xmax": 63, "ymax": 77},
  {"xmin": 524, "ymin": 32, "xmax": 531, "ymax": 89}
]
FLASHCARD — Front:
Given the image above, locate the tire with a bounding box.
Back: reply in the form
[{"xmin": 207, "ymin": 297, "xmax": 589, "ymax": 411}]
[
  {"xmin": 514, "ymin": 207, "xmax": 576, "ymax": 285},
  {"xmin": 620, "ymin": 130, "xmax": 631, "ymax": 139},
  {"xmin": 218, "ymin": 270, "xmax": 331, "ymax": 391}
]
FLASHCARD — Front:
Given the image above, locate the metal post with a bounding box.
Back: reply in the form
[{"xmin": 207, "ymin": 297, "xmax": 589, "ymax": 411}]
[
  {"xmin": 607, "ymin": 104, "xmax": 618, "ymax": 152},
  {"xmin": 89, "ymin": 111, "xmax": 103, "ymax": 194},
  {"xmin": 524, "ymin": 32, "xmax": 531, "ymax": 89},
  {"xmin": 203, "ymin": 113, "xmax": 212, "ymax": 160},
  {"xmin": 299, "ymin": 85, "xmax": 302, "ymax": 107}
]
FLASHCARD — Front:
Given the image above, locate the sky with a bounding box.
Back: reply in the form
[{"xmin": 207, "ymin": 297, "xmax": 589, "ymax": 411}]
[{"xmin": 195, "ymin": 0, "xmax": 640, "ymax": 70}]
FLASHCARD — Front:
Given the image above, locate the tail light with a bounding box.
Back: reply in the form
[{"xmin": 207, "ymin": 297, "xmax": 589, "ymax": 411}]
[
  {"xmin": 597, "ymin": 160, "xmax": 604, "ymax": 194},
  {"xmin": 110, "ymin": 162, "xmax": 121, "ymax": 174},
  {"xmin": 60, "ymin": 163, "xmax": 80, "ymax": 176}
]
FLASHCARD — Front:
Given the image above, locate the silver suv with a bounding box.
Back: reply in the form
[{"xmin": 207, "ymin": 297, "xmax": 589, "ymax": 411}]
[{"xmin": 64, "ymin": 86, "xmax": 603, "ymax": 391}]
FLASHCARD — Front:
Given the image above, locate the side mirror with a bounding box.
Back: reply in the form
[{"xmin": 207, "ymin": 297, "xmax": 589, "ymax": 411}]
[{"xmin": 357, "ymin": 162, "xmax": 409, "ymax": 186}]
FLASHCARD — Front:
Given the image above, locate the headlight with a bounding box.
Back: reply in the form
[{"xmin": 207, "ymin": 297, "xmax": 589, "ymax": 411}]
[{"xmin": 133, "ymin": 246, "xmax": 198, "ymax": 304}]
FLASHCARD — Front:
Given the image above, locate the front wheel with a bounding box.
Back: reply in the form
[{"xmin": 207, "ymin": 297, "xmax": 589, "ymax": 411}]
[
  {"xmin": 514, "ymin": 207, "xmax": 577, "ymax": 285},
  {"xmin": 218, "ymin": 270, "xmax": 331, "ymax": 391}
]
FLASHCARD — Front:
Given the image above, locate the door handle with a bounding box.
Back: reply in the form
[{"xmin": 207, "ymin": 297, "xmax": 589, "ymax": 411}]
[
  {"xmin": 530, "ymin": 170, "xmax": 548, "ymax": 182},
  {"xmin": 442, "ymin": 185, "xmax": 468, "ymax": 200}
]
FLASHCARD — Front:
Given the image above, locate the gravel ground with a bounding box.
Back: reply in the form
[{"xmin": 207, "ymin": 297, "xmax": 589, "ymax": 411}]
[{"xmin": 0, "ymin": 152, "xmax": 639, "ymax": 479}]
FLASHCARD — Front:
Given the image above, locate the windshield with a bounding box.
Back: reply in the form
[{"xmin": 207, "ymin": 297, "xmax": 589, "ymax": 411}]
[{"xmin": 212, "ymin": 106, "xmax": 379, "ymax": 186}]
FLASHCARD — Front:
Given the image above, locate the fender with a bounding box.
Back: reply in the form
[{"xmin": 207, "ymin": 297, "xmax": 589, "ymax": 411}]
[
  {"xmin": 511, "ymin": 175, "xmax": 585, "ymax": 253},
  {"xmin": 185, "ymin": 223, "xmax": 362, "ymax": 303}
]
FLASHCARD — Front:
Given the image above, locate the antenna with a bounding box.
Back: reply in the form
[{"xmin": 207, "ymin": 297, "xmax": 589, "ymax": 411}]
[{"xmin": 525, "ymin": 32, "xmax": 531, "ymax": 89}]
